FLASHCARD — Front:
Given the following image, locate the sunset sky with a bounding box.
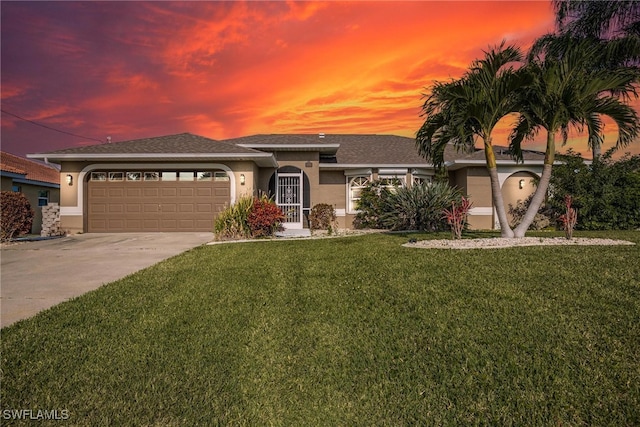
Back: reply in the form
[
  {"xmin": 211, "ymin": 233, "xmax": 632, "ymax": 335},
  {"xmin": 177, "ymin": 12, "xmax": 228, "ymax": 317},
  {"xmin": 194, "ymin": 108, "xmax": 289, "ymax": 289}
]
[{"xmin": 2, "ymin": 1, "xmax": 636, "ymax": 159}]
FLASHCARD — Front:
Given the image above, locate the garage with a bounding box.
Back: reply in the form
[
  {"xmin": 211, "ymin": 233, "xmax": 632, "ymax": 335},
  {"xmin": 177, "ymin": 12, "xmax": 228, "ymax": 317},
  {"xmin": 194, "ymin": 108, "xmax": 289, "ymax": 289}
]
[{"xmin": 87, "ymin": 170, "xmax": 230, "ymax": 232}]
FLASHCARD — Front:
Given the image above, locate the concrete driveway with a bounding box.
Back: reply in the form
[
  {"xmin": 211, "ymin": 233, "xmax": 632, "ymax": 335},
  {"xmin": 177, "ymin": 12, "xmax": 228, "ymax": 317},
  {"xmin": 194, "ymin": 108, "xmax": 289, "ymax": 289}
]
[{"xmin": 1, "ymin": 232, "xmax": 214, "ymax": 328}]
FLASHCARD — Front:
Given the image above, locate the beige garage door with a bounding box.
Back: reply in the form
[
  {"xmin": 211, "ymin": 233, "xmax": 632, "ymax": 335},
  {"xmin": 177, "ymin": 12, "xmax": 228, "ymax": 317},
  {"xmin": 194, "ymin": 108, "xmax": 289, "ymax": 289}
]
[{"xmin": 87, "ymin": 170, "xmax": 230, "ymax": 232}]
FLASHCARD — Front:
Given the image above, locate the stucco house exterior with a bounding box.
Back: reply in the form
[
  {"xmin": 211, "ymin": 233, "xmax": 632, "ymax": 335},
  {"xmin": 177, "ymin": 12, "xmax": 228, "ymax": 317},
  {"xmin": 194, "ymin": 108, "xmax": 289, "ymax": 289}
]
[
  {"xmin": 28, "ymin": 133, "xmax": 545, "ymax": 233},
  {"xmin": 1, "ymin": 151, "xmax": 61, "ymax": 234}
]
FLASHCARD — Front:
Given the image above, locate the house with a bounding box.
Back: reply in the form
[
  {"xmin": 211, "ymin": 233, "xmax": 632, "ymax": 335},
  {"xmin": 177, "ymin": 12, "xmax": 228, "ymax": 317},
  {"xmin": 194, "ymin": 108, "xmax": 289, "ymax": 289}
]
[
  {"xmin": 27, "ymin": 133, "xmax": 545, "ymax": 233},
  {"xmin": 1, "ymin": 151, "xmax": 61, "ymax": 234}
]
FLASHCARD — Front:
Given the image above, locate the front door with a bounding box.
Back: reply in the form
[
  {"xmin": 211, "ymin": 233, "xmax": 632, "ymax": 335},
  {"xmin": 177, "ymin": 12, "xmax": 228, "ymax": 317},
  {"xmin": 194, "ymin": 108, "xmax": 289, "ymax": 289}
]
[{"xmin": 277, "ymin": 172, "xmax": 303, "ymax": 229}]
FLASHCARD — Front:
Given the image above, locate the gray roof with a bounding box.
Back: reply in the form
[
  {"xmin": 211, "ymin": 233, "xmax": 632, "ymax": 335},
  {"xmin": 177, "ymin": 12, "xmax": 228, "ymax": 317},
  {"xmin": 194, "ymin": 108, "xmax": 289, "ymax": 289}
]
[
  {"xmin": 39, "ymin": 133, "xmax": 260, "ymax": 155},
  {"xmin": 29, "ymin": 132, "xmax": 545, "ymax": 168},
  {"xmin": 223, "ymin": 134, "xmax": 432, "ymax": 165}
]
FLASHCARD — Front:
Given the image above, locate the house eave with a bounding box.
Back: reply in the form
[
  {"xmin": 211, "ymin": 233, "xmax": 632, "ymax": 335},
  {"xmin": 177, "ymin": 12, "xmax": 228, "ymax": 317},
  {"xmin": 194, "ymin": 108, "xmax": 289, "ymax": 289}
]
[
  {"xmin": 28, "ymin": 153, "xmax": 278, "ymax": 168},
  {"xmin": 444, "ymin": 159, "xmax": 558, "ymax": 171},
  {"xmin": 238, "ymin": 143, "xmax": 340, "ymax": 153},
  {"xmin": 319, "ymin": 163, "xmax": 432, "ymax": 171}
]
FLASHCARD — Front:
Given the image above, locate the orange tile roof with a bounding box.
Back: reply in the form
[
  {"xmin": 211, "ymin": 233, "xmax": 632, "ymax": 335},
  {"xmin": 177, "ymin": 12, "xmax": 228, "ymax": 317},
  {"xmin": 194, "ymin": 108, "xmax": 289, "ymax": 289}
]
[{"xmin": 0, "ymin": 151, "xmax": 60, "ymax": 185}]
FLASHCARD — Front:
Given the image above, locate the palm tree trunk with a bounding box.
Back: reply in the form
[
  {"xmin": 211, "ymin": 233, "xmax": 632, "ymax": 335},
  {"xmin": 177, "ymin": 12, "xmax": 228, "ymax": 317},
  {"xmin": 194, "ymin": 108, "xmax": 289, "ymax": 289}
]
[
  {"xmin": 592, "ymin": 142, "xmax": 601, "ymax": 160},
  {"xmin": 484, "ymin": 139, "xmax": 514, "ymax": 237},
  {"xmin": 513, "ymin": 131, "xmax": 555, "ymax": 238}
]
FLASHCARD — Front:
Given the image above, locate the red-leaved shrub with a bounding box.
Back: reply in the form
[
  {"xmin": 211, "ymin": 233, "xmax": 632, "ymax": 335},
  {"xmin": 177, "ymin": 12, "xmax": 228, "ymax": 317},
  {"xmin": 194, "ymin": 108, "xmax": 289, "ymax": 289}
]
[
  {"xmin": 247, "ymin": 197, "xmax": 285, "ymax": 237},
  {"xmin": 1, "ymin": 191, "xmax": 34, "ymax": 241}
]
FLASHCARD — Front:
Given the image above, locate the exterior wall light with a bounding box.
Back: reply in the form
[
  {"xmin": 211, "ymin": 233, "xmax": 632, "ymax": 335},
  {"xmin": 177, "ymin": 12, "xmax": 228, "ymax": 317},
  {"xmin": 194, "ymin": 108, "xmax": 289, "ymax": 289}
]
[
  {"xmin": 240, "ymin": 174, "xmax": 246, "ymax": 185},
  {"xmin": 66, "ymin": 174, "xmax": 73, "ymax": 186},
  {"xmin": 519, "ymin": 179, "xmax": 525, "ymax": 189}
]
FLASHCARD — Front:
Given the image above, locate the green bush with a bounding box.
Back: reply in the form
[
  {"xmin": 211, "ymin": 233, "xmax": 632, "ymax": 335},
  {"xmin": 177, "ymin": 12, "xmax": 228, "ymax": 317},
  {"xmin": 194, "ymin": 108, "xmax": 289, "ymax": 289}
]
[
  {"xmin": 352, "ymin": 181, "xmax": 394, "ymax": 229},
  {"xmin": 353, "ymin": 180, "xmax": 464, "ymax": 231},
  {"xmin": 549, "ymin": 149, "xmax": 640, "ymax": 230},
  {"xmin": 0, "ymin": 191, "xmax": 34, "ymax": 241},
  {"xmin": 309, "ymin": 203, "xmax": 337, "ymax": 231},
  {"xmin": 214, "ymin": 195, "xmax": 253, "ymax": 240}
]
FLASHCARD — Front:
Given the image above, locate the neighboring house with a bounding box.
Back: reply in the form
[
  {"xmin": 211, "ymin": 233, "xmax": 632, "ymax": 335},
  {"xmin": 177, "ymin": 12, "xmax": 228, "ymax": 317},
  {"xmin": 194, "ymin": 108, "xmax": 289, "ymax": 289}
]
[
  {"xmin": 1, "ymin": 151, "xmax": 61, "ymax": 234},
  {"xmin": 28, "ymin": 133, "xmax": 545, "ymax": 233}
]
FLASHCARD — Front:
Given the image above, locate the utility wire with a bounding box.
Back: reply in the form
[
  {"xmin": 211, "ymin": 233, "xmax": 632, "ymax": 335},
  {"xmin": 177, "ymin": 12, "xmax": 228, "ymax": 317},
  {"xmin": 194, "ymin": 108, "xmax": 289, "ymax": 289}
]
[{"xmin": 1, "ymin": 109, "xmax": 105, "ymax": 143}]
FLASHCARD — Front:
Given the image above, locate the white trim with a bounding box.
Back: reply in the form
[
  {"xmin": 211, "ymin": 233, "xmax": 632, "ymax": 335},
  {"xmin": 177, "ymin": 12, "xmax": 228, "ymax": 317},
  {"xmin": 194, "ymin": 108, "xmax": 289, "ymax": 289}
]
[
  {"xmin": 469, "ymin": 207, "xmax": 494, "ymax": 216},
  {"xmin": 63, "ymin": 162, "xmax": 236, "ymax": 218},
  {"xmin": 335, "ymin": 208, "xmax": 346, "ymax": 216},
  {"xmin": 344, "ymin": 168, "xmax": 372, "ymax": 177},
  {"xmin": 378, "ymin": 168, "xmax": 407, "ymax": 175}
]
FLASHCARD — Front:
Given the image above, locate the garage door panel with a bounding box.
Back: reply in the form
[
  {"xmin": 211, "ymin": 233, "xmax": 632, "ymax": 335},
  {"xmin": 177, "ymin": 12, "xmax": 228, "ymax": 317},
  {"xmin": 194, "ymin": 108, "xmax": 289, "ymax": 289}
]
[
  {"xmin": 161, "ymin": 188, "xmax": 177, "ymax": 197},
  {"xmin": 90, "ymin": 188, "xmax": 108, "ymax": 197},
  {"xmin": 88, "ymin": 172, "xmax": 229, "ymax": 232},
  {"xmin": 215, "ymin": 187, "xmax": 230, "ymax": 197},
  {"xmin": 109, "ymin": 188, "xmax": 124, "ymax": 197}
]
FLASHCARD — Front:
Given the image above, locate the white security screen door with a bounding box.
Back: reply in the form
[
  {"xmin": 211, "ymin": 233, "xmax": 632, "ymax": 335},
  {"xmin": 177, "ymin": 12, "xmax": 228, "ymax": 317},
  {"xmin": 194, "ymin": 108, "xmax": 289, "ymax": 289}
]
[{"xmin": 277, "ymin": 172, "xmax": 303, "ymax": 229}]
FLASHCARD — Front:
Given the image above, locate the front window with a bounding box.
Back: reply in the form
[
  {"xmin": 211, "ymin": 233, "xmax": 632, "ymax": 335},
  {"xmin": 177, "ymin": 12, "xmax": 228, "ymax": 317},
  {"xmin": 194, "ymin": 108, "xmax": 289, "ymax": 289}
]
[
  {"xmin": 38, "ymin": 190, "xmax": 49, "ymax": 207},
  {"xmin": 349, "ymin": 176, "xmax": 370, "ymax": 212}
]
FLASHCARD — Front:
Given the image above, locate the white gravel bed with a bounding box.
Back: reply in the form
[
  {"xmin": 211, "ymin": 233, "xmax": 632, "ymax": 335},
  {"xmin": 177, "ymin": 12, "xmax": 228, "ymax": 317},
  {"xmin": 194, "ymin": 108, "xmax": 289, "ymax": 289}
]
[{"xmin": 403, "ymin": 237, "xmax": 635, "ymax": 250}]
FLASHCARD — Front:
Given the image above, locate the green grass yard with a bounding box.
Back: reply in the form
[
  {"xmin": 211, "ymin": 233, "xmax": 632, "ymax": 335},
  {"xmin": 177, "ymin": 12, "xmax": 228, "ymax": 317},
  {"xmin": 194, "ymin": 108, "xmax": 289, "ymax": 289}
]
[{"xmin": 2, "ymin": 231, "xmax": 639, "ymax": 425}]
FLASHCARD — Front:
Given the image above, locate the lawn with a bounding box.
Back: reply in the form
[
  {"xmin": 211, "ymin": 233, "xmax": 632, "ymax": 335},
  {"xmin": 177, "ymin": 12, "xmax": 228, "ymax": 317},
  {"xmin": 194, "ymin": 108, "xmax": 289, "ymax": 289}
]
[{"xmin": 2, "ymin": 231, "xmax": 639, "ymax": 426}]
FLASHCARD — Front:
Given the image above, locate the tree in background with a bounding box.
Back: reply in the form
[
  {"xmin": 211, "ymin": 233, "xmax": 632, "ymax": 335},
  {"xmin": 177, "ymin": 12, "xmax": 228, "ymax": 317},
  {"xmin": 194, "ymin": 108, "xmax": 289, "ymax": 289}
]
[
  {"xmin": 554, "ymin": 0, "xmax": 640, "ymax": 38},
  {"xmin": 548, "ymin": 149, "xmax": 640, "ymax": 230}
]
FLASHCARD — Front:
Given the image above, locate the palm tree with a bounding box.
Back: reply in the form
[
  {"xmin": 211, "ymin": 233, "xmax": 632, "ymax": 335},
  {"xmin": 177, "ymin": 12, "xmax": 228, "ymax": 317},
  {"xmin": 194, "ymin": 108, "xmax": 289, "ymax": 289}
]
[
  {"xmin": 529, "ymin": 33, "xmax": 640, "ymax": 159},
  {"xmin": 553, "ymin": 0, "xmax": 640, "ymax": 38},
  {"xmin": 510, "ymin": 38, "xmax": 640, "ymax": 237},
  {"xmin": 416, "ymin": 43, "xmax": 527, "ymax": 237}
]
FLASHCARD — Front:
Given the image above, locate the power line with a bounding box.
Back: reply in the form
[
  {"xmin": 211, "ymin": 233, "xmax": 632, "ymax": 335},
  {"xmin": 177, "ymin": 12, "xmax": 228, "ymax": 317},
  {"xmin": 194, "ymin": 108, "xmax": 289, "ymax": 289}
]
[{"xmin": 1, "ymin": 109, "xmax": 105, "ymax": 143}]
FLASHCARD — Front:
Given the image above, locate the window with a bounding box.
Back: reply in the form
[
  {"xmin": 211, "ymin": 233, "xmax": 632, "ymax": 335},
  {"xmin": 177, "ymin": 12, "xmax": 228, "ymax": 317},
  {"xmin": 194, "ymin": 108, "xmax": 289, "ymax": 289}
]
[
  {"xmin": 348, "ymin": 176, "xmax": 370, "ymax": 212},
  {"xmin": 91, "ymin": 172, "xmax": 107, "ymax": 181},
  {"xmin": 412, "ymin": 175, "xmax": 432, "ymax": 186},
  {"xmin": 178, "ymin": 171, "xmax": 194, "ymax": 181},
  {"xmin": 109, "ymin": 172, "xmax": 124, "ymax": 181},
  {"xmin": 144, "ymin": 172, "xmax": 159, "ymax": 181},
  {"xmin": 213, "ymin": 171, "xmax": 229, "ymax": 181},
  {"xmin": 161, "ymin": 172, "xmax": 177, "ymax": 181},
  {"xmin": 38, "ymin": 190, "xmax": 49, "ymax": 207},
  {"xmin": 197, "ymin": 171, "xmax": 212, "ymax": 181},
  {"xmin": 126, "ymin": 172, "xmax": 142, "ymax": 181},
  {"xmin": 12, "ymin": 185, "xmax": 21, "ymax": 192}
]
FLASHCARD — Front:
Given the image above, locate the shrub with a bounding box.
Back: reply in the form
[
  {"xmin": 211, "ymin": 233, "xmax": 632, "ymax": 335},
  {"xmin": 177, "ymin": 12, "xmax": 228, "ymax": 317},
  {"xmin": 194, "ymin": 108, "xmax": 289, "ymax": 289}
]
[
  {"xmin": 508, "ymin": 195, "xmax": 552, "ymax": 230},
  {"xmin": 309, "ymin": 203, "xmax": 337, "ymax": 231},
  {"xmin": 1, "ymin": 191, "xmax": 34, "ymax": 241},
  {"xmin": 247, "ymin": 196, "xmax": 285, "ymax": 237},
  {"xmin": 548, "ymin": 149, "xmax": 640, "ymax": 230},
  {"xmin": 352, "ymin": 181, "xmax": 393, "ymax": 229},
  {"xmin": 214, "ymin": 195, "xmax": 253, "ymax": 240},
  {"xmin": 353, "ymin": 180, "xmax": 465, "ymax": 232},
  {"xmin": 214, "ymin": 194, "xmax": 285, "ymax": 240},
  {"xmin": 382, "ymin": 181, "xmax": 464, "ymax": 231}
]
